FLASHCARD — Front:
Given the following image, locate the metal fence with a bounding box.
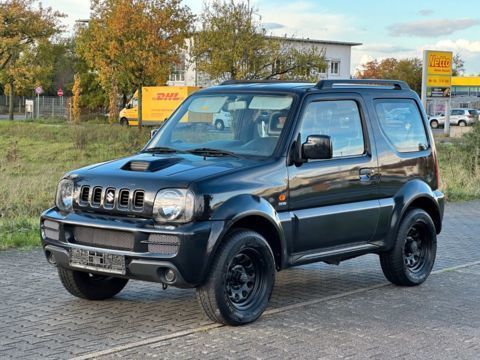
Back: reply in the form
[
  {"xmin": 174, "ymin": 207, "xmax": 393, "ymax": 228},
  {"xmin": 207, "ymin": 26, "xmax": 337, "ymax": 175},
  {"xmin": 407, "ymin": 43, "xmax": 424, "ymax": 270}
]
[{"xmin": 0, "ymin": 95, "xmax": 70, "ymax": 119}]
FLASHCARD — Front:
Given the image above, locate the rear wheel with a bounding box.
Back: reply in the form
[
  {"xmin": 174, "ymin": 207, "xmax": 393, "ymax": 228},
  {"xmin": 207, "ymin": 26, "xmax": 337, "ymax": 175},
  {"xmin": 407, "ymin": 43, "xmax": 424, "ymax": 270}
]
[
  {"xmin": 458, "ymin": 120, "xmax": 467, "ymax": 127},
  {"xmin": 196, "ymin": 229, "xmax": 275, "ymax": 325},
  {"xmin": 58, "ymin": 268, "xmax": 128, "ymax": 300},
  {"xmin": 380, "ymin": 209, "xmax": 437, "ymax": 286},
  {"xmin": 430, "ymin": 120, "xmax": 439, "ymax": 129}
]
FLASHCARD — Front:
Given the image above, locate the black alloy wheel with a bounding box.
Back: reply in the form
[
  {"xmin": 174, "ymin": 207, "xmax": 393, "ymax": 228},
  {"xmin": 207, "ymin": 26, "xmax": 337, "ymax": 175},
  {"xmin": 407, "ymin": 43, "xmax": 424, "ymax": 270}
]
[
  {"xmin": 196, "ymin": 229, "xmax": 275, "ymax": 325},
  {"xmin": 380, "ymin": 208, "xmax": 437, "ymax": 286}
]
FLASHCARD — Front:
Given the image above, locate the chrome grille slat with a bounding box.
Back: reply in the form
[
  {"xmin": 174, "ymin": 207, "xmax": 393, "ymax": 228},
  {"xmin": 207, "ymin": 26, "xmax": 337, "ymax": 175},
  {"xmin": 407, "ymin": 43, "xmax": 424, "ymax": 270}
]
[
  {"xmin": 80, "ymin": 186, "xmax": 90, "ymax": 203},
  {"xmin": 92, "ymin": 187, "xmax": 102, "ymax": 206},
  {"xmin": 119, "ymin": 189, "xmax": 129, "ymax": 208},
  {"xmin": 133, "ymin": 190, "xmax": 144, "ymax": 209}
]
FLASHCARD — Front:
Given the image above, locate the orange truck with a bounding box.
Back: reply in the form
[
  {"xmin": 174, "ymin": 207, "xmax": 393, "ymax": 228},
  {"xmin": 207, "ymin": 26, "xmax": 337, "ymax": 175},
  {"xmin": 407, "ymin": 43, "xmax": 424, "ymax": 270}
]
[{"xmin": 119, "ymin": 86, "xmax": 199, "ymax": 126}]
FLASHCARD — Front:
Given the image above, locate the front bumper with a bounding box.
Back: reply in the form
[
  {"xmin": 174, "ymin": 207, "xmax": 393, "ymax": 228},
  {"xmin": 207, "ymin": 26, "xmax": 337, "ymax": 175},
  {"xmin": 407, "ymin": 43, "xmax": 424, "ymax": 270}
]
[{"xmin": 40, "ymin": 208, "xmax": 223, "ymax": 288}]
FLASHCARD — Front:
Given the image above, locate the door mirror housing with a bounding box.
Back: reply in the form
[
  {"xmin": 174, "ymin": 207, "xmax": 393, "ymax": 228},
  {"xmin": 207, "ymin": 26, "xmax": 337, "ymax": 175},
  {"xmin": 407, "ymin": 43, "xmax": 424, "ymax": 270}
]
[
  {"xmin": 302, "ymin": 135, "xmax": 333, "ymax": 160},
  {"xmin": 126, "ymin": 103, "xmax": 132, "ymax": 109}
]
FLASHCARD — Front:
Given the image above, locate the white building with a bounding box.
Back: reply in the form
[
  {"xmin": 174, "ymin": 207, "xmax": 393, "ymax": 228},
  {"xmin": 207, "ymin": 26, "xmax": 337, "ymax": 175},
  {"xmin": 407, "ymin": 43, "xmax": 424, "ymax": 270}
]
[{"xmin": 167, "ymin": 37, "xmax": 361, "ymax": 87}]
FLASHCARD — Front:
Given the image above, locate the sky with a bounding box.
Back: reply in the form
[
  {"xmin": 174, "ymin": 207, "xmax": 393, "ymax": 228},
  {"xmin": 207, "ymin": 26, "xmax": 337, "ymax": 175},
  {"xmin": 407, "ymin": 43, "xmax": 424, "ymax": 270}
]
[{"xmin": 41, "ymin": 0, "xmax": 480, "ymax": 75}]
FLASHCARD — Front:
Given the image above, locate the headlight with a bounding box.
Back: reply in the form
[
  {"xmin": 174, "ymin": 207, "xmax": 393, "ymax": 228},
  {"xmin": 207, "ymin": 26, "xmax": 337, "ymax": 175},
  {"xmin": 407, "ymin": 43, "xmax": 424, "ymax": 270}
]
[
  {"xmin": 56, "ymin": 179, "xmax": 74, "ymax": 212},
  {"xmin": 153, "ymin": 189, "xmax": 195, "ymax": 223}
]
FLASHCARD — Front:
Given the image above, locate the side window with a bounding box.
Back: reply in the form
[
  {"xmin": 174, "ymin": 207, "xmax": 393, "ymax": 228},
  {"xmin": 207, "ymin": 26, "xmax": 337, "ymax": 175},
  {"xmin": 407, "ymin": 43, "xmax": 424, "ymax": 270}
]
[
  {"xmin": 299, "ymin": 100, "xmax": 365, "ymax": 158},
  {"xmin": 375, "ymin": 99, "xmax": 429, "ymax": 153},
  {"xmin": 451, "ymin": 109, "xmax": 463, "ymax": 116}
]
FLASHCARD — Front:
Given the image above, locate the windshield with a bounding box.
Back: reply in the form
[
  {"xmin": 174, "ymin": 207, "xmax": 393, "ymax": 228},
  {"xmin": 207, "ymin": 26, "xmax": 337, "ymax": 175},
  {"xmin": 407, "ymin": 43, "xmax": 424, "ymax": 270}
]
[{"xmin": 146, "ymin": 93, "xmax": 294, "ymax": 157}]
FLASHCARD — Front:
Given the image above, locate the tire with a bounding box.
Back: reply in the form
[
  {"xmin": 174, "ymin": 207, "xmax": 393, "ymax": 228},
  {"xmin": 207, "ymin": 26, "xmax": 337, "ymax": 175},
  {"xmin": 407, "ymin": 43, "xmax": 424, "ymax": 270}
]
[
  {"xmin": 214, "ymin": 119, "xmax": 225, "ymax": 131},
  {"xmin": 58, "ymin": 267, "xmax": 128, "ymax": 300},
  {"xmin": 196, "ymin": 229, "xmax": 275, "ymax": 325},
  {"xmin": 430, "ymin": 120, "xmax": 439, "ymax": 129},
  {"xmin": 380, "ymin": 208, "xmax": 437, "ymax": 286},
  {"xmin": 458, "ymin": 120, "xmax": 467, "ymax": 127},
  {"xmin": 120, "ymin": 118, "xmax": 129, "ymax": 126}
]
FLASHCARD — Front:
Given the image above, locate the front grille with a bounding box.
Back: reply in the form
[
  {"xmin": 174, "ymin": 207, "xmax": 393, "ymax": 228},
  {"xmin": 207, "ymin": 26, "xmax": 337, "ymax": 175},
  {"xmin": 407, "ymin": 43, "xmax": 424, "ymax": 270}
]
[
  {"xmin": 119, "ymin": 189, "xmax": 129, "ymax": 207},
  {"xmin": 133, "ymin": 190, "xmax": 144, "ymax": 208},
  {"xmin": 76, "ymin": 186, "xmax": 145, "ymax": 212},
  {"xmin": 73, "ymin": 226, "xmax": 134, "ymax": 251},
  {"xmin": 80, "ymin": 187, "xmax": 90, "ymax": 203},
  {"xmin": 92, "ymin": 187, "xmax": 102, "ymax": 206},
  {"xmin": 146, "ymin": 234, "xmax": 180, "ymax": 255}
]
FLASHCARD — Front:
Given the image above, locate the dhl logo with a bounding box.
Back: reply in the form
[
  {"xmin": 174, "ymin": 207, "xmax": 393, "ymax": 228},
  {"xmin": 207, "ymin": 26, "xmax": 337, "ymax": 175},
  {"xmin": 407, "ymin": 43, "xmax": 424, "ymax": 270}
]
[
  {"xmin": 153, "ymin": 92, "xmax": 182, "ymax": 101},
  {"xmin": 428, "ymin": 55, "xmax": 451, "ymax": 68}
]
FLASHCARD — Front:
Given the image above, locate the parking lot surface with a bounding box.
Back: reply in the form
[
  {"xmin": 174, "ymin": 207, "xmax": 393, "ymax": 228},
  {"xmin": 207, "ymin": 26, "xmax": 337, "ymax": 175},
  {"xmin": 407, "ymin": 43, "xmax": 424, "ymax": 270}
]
[{"xmin": 1, "ymin": 201, "xmax": 479, "ymax": 359}]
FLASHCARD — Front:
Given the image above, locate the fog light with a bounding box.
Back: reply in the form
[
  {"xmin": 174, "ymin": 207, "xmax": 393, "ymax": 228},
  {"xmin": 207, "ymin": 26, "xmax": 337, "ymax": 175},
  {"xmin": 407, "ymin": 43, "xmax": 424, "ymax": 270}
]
[
  {"xmin": 164, "ymin": 269, "xmax": 176, "ymax": 283},
  {"xmin": 46, "ymin": 251, "xmax": 56, "ymax": 266}
]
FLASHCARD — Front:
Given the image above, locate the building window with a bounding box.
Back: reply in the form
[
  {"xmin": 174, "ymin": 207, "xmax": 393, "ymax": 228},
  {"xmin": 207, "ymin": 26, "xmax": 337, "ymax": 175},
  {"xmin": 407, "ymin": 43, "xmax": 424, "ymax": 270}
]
[
  {"xmin": 169, "ymin": 56, "xmax": 186, "ymax": 82},
  {"xmin": 330, "ymin": 61, "xmax": 340, "ymax": 75}
]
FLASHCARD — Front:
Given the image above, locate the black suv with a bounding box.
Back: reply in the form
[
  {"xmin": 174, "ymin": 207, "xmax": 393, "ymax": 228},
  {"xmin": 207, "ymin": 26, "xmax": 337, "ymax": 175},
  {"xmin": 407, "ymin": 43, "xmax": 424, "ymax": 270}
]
[{"xmin": 41, "ymin": 79, "xmax": 444, "ymax": 325}]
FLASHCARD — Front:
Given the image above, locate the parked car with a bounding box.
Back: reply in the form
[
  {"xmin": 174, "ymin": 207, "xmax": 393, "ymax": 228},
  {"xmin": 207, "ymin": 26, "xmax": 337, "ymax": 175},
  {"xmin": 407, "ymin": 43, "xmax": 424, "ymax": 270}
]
[
  {"xmin": 429, "ymin": 108, "xmax": 479, "ymax": 128},
  {"xmin": 212, "ymin": 110, "xmax": 233, "ymax": 130},
  {"xmin": 41, "ymin": 79, "xmax": 444, "ymax": 325}
]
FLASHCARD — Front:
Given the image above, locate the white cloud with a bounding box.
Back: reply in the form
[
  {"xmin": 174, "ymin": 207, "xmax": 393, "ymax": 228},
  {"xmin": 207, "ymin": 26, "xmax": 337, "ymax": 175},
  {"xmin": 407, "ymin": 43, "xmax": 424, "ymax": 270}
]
[
  {"xmin": 258, "ymin": 2, "xmax": 360, "ymax": 40},
  {"xmin": 423, "ymin": 39, "xmax": 480, "ymax": 53},
  {"xmin": 418, "ymin": 9, "xmax": 434, "ymax": 16},
  {"xmin": 358, "ymin": 44, "xmax": 414, "ymax": 53},
  {"xmin": 388, "ymin": 18, "xmax": 480, "ymax": 37}
]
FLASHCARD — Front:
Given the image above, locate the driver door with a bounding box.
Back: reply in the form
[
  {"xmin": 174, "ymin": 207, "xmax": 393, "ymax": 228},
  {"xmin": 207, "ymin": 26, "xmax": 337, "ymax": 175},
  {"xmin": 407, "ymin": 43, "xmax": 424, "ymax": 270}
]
[{"xmin": 288, "ymin": 94, "xmax": 380, "ymax": 254}]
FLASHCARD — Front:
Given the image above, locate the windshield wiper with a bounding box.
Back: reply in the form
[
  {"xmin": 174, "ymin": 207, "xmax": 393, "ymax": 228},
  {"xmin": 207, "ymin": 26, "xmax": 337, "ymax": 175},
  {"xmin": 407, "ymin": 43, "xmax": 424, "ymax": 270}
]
[
  {"xmin": 187, "ymin": 147, "xmax": 242, "ymax": 159},
  {"xmin": 142, "ymin": 146, "xmax": 186, "ymax": 154}
]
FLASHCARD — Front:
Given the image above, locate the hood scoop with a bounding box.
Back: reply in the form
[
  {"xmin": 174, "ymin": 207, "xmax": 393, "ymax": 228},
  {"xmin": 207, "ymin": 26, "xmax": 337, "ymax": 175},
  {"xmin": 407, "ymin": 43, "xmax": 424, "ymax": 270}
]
[{"xmin": 122, "ymin": 158, "xmax": 181, "ymax": 172}]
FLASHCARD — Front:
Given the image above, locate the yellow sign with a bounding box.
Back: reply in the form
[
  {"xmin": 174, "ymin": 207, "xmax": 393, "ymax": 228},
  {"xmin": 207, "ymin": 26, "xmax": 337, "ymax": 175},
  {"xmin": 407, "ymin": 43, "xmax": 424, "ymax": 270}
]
[
  {"xmin": 426, "ymin": 75, "xmax": 451, "ymax": 87},
  {"xmin": 427, "ymin": 51, "xmax": 453, "ymax": 76}
]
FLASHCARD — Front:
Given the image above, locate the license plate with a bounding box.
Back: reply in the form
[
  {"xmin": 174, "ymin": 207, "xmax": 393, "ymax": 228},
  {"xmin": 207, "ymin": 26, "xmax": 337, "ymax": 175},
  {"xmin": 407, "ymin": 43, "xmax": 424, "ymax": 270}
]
[{"xmin": 69, "ymin": 248, "xmax": 126, "ymax": 275}]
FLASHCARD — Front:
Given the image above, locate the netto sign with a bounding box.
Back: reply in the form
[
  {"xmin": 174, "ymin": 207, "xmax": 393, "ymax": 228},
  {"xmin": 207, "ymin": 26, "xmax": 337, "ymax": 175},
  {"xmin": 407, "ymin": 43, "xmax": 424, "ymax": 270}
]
[
  {"xmin": 422, "ymin": 50, "xmax": 453, "ymax": 98},
  {"xmin": 427, "ymin": 51, "xmax": 453, "ymax": 76}
]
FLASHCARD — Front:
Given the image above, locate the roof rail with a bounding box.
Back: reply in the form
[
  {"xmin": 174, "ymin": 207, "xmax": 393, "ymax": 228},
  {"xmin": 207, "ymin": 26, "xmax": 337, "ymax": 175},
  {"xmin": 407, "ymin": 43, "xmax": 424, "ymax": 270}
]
[
  {"xmin": 316, "ymin": 79, "xmax": 410, "ymax": 90},
  {"xmin": 220, "ymin": 79, "xmax": 307, "ymax": 85}
]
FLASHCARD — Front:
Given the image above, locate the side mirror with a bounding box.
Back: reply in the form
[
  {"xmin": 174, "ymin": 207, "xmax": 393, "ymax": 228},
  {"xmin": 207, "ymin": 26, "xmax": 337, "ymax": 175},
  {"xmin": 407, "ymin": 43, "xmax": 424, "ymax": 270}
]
[
  {"xmin": 302, "ymin": 135, "xmax": 332, "ymax": 160},
  {"xmin": 126, "ymin": 104, "xmax": 132, "ymax": 109},
  {"xmin": 150, "ymin": 128, "xmax": 159, "ymax": 138}
]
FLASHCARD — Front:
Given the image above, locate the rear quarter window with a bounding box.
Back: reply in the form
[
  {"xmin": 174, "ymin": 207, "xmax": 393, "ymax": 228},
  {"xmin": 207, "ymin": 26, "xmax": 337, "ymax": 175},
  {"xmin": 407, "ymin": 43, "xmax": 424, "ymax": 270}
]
[{"xmin": 375, "ymin": 99, "xmax": 429, "ymax": 153}]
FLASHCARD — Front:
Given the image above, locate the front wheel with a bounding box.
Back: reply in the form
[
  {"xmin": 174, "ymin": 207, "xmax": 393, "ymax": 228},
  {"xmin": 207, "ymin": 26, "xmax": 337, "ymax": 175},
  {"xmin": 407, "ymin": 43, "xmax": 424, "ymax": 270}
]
[
  {"xmin": 120, "ymin": 117, "xmax": 129, "ymax": 126},
  {"xmin": 430, "ymin": 120, "xmax": 439, "ymax": 129},
  {"xmin": 196, "ymin": 229, "xmax": 275, "ymax": 325},
  {"xmin": 380, "ymin": 209, "xmax": 437, "ymax": 286},
  {"xmin": 58, "ymin": 268, "xmax": 128, "ymax": 300}
]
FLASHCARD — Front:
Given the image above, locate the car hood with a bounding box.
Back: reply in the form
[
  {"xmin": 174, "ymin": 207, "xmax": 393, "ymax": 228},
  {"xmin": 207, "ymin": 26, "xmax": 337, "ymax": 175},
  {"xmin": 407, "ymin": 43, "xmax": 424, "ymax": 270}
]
[{"xmin": 70, "ymin": 152, "xmax": 261, "ymax": 190}]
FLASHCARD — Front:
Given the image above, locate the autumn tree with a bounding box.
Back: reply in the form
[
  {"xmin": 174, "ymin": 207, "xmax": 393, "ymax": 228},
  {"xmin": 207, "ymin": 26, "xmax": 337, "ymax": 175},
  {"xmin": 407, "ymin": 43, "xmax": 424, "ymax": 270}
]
[
  {"xmin": 77, "ymin": 0, "xmax": 194, "ymax": 127},
  {"xmin": 72, "ymin": 73, "xmax": 81, "ymax": 123},
  {"xmin": 0, "ymin": 0, "xmax": 64, "ymax": 119},
  {"xmin": 452, "ymin": 54, "xmax": 465, "ymax": 76},
  {"xmin": 191, "ymin": 0, "xmax": 327, "ymax": 82},
  {"xmin": 356, "ymin": 57, "xmax": 423, "ymax": 94}
]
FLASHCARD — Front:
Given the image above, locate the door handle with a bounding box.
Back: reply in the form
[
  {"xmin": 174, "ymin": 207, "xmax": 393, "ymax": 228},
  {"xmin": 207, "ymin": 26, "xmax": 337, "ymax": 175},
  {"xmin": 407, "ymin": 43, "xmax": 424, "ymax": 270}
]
[{"xmin": 359, "ymin": 168, "xmax": 377, "ymax": 182}]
